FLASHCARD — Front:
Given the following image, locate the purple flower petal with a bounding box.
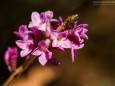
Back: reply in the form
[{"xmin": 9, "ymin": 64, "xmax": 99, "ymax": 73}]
[
  {"xmin": 23, "ymin": 35, "xmax": 33, "ymax": 43},
  {"xmin": 4, "ymin": 53, "xmax": 9, "ymax": 65},
  {"xmin": 13, "ymin": 31, "xmax": 20, "ymax": 37},
  {"xmin": 39, "ymin": 53, "xmax": 47, "ymax": 66},
  {"xmin": 60, "ymin": 39, "xmax": 71, "ymax": 48},
  {"xmin": 20, "ymin": 49, "xmax": 32, "ymax": 57},
  {"xmin": 80, "ymin": 34, "xmax": 88, "ymax": 39},
  {"xmin": 4, "ymin": 47, "xmax": 18, "ymax": 72},
  {"xmin": 31, "ymin": 12, "xmax": 40, "ymax": 23},
  {"xmin": 38, "ymin": 40, "xmax": 48, "ymax": 49},
  {"xmin": 28, "ymin": 22, "xmax": 34, "ymax": 28},
  {"xmin": 19, "ymin": 25, "xmax": 28, "ymax": 37},
  {"xmin": 71, "ymin": 48, "xmax": 78, "ymax": 62},
  {"xmin": 50, "ymin": 30, "xmax": 59, "ymax": 40},
  {"xmin": 38, "ymin": 23, "xmax": 47, "ymax": 31},
  {"xmin": 45, "ymin": 50, "xmax": 52, "ymax": 59},
  {"xmin": 59, "ymin": 31, "xmax": 68, "ymax": 38},
  {"xmin": 74, "ymin": 31, "xmax": 81, "ymax": 41},
  {"xmin": 32, "ymin": 48, "xmax": 43, "ymax": 56},
  {"xmin": 52, "ymin": 39, "xmax": 58, "ymax": 47},
  {"xmin": 28, "ymin": 12, "xmax": 41, "ymax": 28},
  {"xmin": 31, "ymin": 27, "xmax": 42, "ymax": 36},
  {"xmin": 13, "ymin": 25, "xmax": 30, "ymax": 38},
  {"xmin": 44, "ymin": 11, "xmax": 53, "ymax": 20},
  {"xmin": 16, "ymin": 40, "xmax": 27, "ymax": 49},
  {"xmin": 72, "ymin": 43, "xmax": 84, "ymax": 49}
]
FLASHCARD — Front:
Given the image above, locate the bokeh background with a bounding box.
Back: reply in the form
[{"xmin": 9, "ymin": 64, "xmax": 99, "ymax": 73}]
[{"xmin": 0, "ymin": 0, "xmax": 115, "ymax": 86}]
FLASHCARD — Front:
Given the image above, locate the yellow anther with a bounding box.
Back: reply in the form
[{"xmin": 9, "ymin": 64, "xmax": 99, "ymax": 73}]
[
  {"xmin": 41, "ymin": 46, "xmax": 46, "ymax": 52},
  {"xmin": 57, "ymin": 36, "xmax": 62, "ymax": 41},
  {"xmin": 38, "ymin": 22, "xmax": 42, "ymax": 26}
]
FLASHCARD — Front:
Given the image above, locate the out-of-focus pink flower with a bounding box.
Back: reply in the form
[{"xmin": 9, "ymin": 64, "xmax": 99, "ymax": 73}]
[
  {"xmin": 13, "ymin": 25, "xmax": 31, "ymax": 38},
  {"xmin": 32, "ymin": 40, "xmax": 52, "ymax": 65},
  {"xmin": 41, "ymin": 10, "xmax": 53, "ymax": 21},
  {"xmin": 28, "ymin": 11, "xmax": 53, "ymax": 32},
  {"xmin": 4, "ymin": 47, "xmax": 18, "ymax": 72},
  {"xmin": 16, "ymin": 35, "xmax": 34, "ymax": 57},
  {"xmin": 51, "ymin": 30, "xmax": 71, "ymax": 50}
]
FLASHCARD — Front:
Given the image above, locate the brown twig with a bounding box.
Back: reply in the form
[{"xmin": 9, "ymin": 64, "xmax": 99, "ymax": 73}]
[{"xmin": 3, "ymin": 55, "xmax": 36, "ymax": 86}]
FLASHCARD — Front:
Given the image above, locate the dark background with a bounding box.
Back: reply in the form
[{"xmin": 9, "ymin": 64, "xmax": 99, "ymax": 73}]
[{"xmin": 0, "ymin": 0, "xmax": 115, "ymax": 86}]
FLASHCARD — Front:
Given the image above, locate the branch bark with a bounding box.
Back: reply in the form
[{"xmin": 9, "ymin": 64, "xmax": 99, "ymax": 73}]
[{"xmin": 3, "ymin": 56, "xmax": 36, "ymax": 86}]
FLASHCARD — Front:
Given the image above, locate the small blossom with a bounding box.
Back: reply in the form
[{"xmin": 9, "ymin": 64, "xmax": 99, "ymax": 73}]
[
  {"xmin": 13, "ymin": 25, "xmax": 31, "ymax": 38},
  {"xmin": 51, "ymin": 30, "xmax": 71, "ymax": 49},
  {"xmin": 67, "ymin": 22, "xmax": 88, "ymax": 62},
  {"xmin": 16, "ymin": 35, "xmax": 34, "ymax": 57},
  {"xmin": 28, "ymin": 11, "xmax": 53, "ymax": 32},
  {"xmin": 32, "ymin": 40, "xmax": 52, "ymax": 65},
  {"xmin": 4, "ymin": 47, "xmax": 18, "ymax": 72},
  {"xmin": 40, "ymin": 10, "xmax": 53, "ymax": 21},
  {"xmin": 74, "ymin": 23, "xmax": 88, "ymax": 42}
]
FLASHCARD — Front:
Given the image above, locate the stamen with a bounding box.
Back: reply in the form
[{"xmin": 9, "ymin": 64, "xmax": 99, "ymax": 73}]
[
  {"xmin": 38, "ymin": 22, "xmax": 42, "ymax": 26},
  {"xmin": 41, "ymin": 46, "xmax": 46, "ymax": 52},
  {"xmin": 57, "ymin": 36, "xmax": 62, "ymax": 41}
]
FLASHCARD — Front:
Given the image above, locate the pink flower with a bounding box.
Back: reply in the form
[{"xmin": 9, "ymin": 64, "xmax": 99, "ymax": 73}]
[
  {"xmin": 28, "ymin": 11, "xmax": 53, "ymax": 32},
  {"xmin": 4, "ymin": 47, "xmax": 18, "ymax": 72},
  {"xmin": 13, "ymin": 25, "xmax": 31, "ymax": 38},
  {"xmin": 16, "ymin": 35, "xmax": 34, "ymax": 57},
  {"xmin": 32, "ymin": 40, "xmax": 52, "ymax": 65},
  {"xmin": 74, "ymin": 23, "xmax": 88, "ymax": 42},
  {"xmin": 51, "ymin": 30, "xmax": 71, "ymax": 50},
  {"xmin": 41, "ymin": 10, "xmax": 53, "ymax": 21},
  {"xmin": 67, "ymin": 23, "xmax": 88, "ymax": 62}
]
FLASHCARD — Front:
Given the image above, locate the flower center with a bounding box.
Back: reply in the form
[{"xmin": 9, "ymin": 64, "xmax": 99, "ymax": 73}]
[
  {"xmin": 26, "ymin": 45, "xmax": 28, "ymax": 48},
  {"xmin": 41, "ymin": 46, "xmax": 46, "ymax": 52},
  {"xmin": 57, "ymin": 36, "xmax": 62, "ymax": 41},
  {"xmin": 38, "ymin": 22, "xmax": 42, "ymax": 27}
]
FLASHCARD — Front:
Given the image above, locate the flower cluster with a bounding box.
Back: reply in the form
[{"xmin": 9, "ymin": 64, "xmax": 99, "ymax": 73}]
[{"xmin": 4, "ymin": 11, "xmax": 88, "ymax": 72}]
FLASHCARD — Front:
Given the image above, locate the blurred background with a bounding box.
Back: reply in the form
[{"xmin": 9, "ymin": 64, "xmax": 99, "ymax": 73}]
[{"xmin": 0, "ymin": 0, "xmax": 115, "ymax": 86}]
